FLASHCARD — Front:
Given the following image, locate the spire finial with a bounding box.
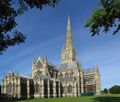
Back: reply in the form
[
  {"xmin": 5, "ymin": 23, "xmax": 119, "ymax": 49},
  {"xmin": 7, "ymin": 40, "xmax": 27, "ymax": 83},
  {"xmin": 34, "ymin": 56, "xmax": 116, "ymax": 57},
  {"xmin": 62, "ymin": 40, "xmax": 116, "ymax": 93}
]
[
  {"xmin": 43, "ymin": 53, "xmax": 47, "ymax": 63},
  {"xmin": 67, "ymin": 16, "xmax": 71, "ymax": 31},
  {"xmin": 44, "ymin": 53, "xmax": 47, "ymax": 60}
]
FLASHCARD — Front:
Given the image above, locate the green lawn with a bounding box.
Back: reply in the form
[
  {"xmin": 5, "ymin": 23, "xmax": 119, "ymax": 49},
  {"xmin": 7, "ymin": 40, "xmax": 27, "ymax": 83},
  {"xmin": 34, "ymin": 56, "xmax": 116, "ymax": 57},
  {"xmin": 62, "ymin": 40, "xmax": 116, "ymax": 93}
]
[
  {"xmin": 18, "ymin": 97, "xmax": 94, "ymax": 102},
  {"xmin": 1, "ymin": 94, "xmax": 120, "ymax": 102}
]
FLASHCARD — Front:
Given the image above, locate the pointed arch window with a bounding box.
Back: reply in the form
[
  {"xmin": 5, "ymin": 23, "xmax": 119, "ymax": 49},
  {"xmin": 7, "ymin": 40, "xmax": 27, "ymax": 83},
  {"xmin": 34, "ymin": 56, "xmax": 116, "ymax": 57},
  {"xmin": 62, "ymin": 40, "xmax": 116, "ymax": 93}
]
[
  {"xmin": 65, "ymin": 72, "xmax": 69, "ymax": 78},
  {"xmin": 67, "ymin": 84, "xmax": 72, "ymax": 93},
  {"xmin": 59, "ymin": 73, "xmax": 63, "ymax": 78},
  {"xmin": 70, "ymin": 71, "xmax": 73, "ymax": 78},
  {"xmin": 7, "ymin": 82, "xmax": 12, "ymax": 94}
]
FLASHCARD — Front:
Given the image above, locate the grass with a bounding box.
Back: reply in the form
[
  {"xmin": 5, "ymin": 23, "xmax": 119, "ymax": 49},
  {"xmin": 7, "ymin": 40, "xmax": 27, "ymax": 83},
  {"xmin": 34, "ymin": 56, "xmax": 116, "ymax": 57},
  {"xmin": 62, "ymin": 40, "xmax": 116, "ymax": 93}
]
[
  {"xmin": 1, "ymin": 94, "xmax": 120, "ymax": 102},
  {"xmin": 18, "ymin": 97, "xmax": 93, "ymax": 102}
]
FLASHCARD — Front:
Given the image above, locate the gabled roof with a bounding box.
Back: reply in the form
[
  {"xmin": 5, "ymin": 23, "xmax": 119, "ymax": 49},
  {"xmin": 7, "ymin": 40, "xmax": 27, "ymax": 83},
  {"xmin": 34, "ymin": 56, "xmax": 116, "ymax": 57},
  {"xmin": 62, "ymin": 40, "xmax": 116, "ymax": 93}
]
[
  {"xmin": 47, "ymin": 63, "xmax": 58, "ymax": 71},
  {"xmin": 55, "ymin": 62, "xmax": 77, "ymax": 71},
  {"xmin": 59, "ymin": 77, "xmax": 74, "ymax": 82},
  {"xmin": 34, "ymin": 70, "xmax": 51, "ymax": 80}
]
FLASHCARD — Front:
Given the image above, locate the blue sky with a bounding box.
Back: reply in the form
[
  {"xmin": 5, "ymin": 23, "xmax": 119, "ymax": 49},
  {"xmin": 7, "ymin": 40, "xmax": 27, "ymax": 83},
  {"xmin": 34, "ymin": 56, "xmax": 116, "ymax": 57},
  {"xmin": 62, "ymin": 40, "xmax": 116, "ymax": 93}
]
[{"xmin": 0, "ymin": 0, "xmax": 120, "ymax": 90}]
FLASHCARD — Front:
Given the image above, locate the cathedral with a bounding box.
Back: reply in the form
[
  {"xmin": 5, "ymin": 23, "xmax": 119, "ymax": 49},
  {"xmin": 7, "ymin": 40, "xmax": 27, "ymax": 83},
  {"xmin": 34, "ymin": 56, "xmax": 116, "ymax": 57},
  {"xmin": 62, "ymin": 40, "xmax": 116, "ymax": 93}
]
[{"xmin": 1, "ymin": 17, "xmax": 101, "ymax": 99}]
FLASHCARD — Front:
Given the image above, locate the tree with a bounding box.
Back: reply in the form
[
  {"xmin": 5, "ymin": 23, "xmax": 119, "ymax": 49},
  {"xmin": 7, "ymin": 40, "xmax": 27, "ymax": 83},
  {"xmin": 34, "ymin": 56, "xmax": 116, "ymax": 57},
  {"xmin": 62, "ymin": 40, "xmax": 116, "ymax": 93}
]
[
  {"xmin": 103, "ymin": 88, "xmax": 108, "ymax": 94},
  {"xmin": 85, "ymin": 0, "xmax": 120, "ymax": 36},
  {"xmin": 0, "ymin": 0, "xmax": 59, "ymax": 54},
  {"xmin": 109, "ymin": 85, "xmax": 120, "ymax": 94}
]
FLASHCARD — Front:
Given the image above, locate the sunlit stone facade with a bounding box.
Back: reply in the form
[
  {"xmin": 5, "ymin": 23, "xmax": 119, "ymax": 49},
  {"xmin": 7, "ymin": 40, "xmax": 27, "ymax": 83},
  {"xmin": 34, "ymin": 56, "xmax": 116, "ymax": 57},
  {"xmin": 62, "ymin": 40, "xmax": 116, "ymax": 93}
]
[
  {"xmin": 1, "ymin": 17, "xmax": 101, "ymax": 99},
  {"xmin": 1, "ymin": 70, "xmax": 34, "ymax": 98}
]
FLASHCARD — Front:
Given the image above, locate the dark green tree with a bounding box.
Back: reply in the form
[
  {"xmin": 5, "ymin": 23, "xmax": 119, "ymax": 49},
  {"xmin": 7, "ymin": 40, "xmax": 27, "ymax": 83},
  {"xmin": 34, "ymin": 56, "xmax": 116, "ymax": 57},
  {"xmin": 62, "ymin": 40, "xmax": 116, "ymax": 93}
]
[
  {"xmin": 109, "ymin": 85, "xmax": 120, "ymax": 94},
  {"xmin": 85, "ymin": 0, "xmax": 120, "ymax": 36},
  {"xmin": 0, "ymin": 0, "xmax": 59, "ymax": 54},
  {"xmin": 103, "ymin": 88, "xmax": 108, "ymax": 94}
]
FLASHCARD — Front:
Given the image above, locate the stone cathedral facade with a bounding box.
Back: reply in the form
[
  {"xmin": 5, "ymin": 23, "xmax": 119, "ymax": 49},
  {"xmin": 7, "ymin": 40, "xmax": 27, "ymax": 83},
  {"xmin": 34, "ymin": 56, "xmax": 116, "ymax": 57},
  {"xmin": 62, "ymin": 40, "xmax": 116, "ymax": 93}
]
[{"xmin": 1, "ymin": 17, "xmax": 101, "ymax": 99}]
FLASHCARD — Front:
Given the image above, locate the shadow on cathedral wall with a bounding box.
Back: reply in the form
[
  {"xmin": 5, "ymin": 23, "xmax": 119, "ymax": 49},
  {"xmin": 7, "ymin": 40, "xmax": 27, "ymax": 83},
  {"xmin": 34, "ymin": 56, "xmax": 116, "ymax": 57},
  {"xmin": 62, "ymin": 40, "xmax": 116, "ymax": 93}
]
[{"xmin": 93, "ymin": 96, "xmax": 120, "ymax": 102}]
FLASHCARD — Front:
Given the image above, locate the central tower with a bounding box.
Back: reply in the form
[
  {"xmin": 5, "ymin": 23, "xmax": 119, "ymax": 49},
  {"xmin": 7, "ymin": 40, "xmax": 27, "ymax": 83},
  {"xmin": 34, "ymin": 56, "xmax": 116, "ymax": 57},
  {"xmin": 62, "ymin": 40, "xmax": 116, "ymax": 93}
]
[{"xmin": 61, "ymin": 17, "xmax": 76, "ymax": 64}]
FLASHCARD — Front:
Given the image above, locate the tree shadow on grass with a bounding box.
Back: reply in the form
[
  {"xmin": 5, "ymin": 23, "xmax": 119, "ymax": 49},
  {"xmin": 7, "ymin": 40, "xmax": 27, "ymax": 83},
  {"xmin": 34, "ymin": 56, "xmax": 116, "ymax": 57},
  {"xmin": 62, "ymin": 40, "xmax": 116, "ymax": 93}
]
[
  {"xmin": 94, "ymin": 96, "xmax": 120, "ymax": 102},
  {"xmin": 0, "ymin": 98, "xmax": 31, "ymax": 102}
]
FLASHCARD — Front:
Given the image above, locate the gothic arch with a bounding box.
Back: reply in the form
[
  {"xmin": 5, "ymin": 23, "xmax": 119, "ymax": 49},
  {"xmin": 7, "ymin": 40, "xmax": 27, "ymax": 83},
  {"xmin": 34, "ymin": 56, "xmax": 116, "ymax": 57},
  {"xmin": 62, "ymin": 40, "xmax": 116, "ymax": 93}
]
[
  {"xmin": 67, "ymin": 84, "xmax": 72, "ymax": 93},
  {"xmin": 7, "ymin": 82, "xmax": 12, "ymax": 94},
  {"xmin": 59, "ymin": 73, "xmax": 63, "ymax": 78},
  {"xmin": 70, "ymin": 71, "xmax": 73, "ymax": 78},
  {"xmin": 65, "ymin": 72, "xmax": 69, "ymax": 78}
]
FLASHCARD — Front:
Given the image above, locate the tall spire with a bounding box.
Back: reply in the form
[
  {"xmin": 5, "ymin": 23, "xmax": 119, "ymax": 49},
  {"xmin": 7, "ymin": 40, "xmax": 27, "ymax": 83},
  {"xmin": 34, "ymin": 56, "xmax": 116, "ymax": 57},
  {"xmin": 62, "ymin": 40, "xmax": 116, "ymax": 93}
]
[
  {"xmin": 61, "ymin": 16, "xmax": 76, "ymax": 64},
  {"xmin": 65, "ymin": 16, "xmax": 74, "ymax": 49}
]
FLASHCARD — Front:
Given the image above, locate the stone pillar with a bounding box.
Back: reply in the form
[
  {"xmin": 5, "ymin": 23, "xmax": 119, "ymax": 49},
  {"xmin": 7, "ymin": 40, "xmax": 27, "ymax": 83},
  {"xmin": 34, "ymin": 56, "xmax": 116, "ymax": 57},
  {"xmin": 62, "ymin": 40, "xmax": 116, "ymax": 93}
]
[
  {"xmin": 11, "ymin": 78, "xmax": 14, "ymax": 96},
  {"xmin": 80, "ymin": 71, "xmax": 84, "ymax": 93},
  {"xmin": 3, "ymin": 86, "xmax": 5, "ymax": 94},
  {"xmin": 4, "ymin": 85, "xmax": 6, "ymax": 94},
  {"xmin": 41, "ymin": 79, "xmax": 44, "ymax": 98},
  {"xmin": 27, "ymin": 79, "xmax": 30, "ymax": 99},
  {"xmin": 58, "ymin": 82, "xmax": 61, "ymax": 97},
  {"xmin": 1, "ymin": 79, "xmax": 4, "ymax": 94},
  {"xmin": 63, "ymin": 83, "xmax": 67, "ymax": 97},
  {"xmin": 17, "ymin": 77, "xmax": 21, "ymax": 99},
  {"xmin": 3, "ymin": 79, "xmax": 6, "ymax": 94},
  {"xmin": 14, "ymin": 85, "xmax": 17, "ymax": 98},
  {"xmin": 74, "ymin": 83, "xmax": 77, "ymax": 97},
  {"xmin": 47, "ymin": 80, "xmax": 50, "ymax": 98},
  {"xmin": 13, "ymin": 78, "xmax": 16, "ymax": 98},
  {"xmin": 13, "ymin": 84, "xmax": 15, "ymax": 98},
  {"xmin": 95, "ymin": 74, "xmax": 101, "ymax": 96},
  {"xmin": 78, "ymin": 83, "xmax": 80, "ymax": 96},
  {"xmin": 53, "ymin": 79, "xmax": 56, "ymax": 97}
]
